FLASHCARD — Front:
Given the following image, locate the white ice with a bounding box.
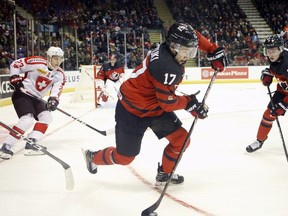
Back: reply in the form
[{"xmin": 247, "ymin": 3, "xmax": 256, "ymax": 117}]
[{"xmin": 0, "ymin": 82, "xmax": 288, "ymax": 216}]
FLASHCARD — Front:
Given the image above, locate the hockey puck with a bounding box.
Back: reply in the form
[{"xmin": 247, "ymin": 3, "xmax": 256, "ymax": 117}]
[{"xmin": 149, "ymin": 212, "xmax": 158, "ymax": 216}]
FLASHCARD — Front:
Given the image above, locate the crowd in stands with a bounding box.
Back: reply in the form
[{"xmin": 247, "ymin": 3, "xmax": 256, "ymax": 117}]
[
  {"xmin": 14, "ymin": 0, "xmax": 163, "ymax": 70},
  {"xmin": 1, "ymin": 0, "xmax": 287, "ymax": 73},
  {"xmin": 252, "ymin": 0, "xmax": 288, "ymax": 35},
  {"xmin": 165, "ymin": 0, "xmax": 268, "ymax": 66}
]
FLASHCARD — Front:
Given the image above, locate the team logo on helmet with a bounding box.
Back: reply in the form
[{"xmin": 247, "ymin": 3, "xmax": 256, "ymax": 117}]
[
  {"xmin": 167, "ymin": 23, "xmax": 198, "ymax": 47},
  {"xmin": 264, "ymin": 35, "xmax": 284, "ymax": 48}
]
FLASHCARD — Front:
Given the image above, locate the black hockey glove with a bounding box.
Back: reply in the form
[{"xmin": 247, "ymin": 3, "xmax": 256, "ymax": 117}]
[
  {"xmin": 270, "ymin": 100, "xmax": 288, "ymax": 116},
  {"xmin": 260, "ymin": 68, "xmax": 273, "ymax": 86},
  {"xmin": 46, "ymin": 97, "xmax": 59, "ymax": 111},
  {"xmin": 9, "ymin": 75, "xmax": 24, "ymax": 91},
  {"xmin": 207, "ymin": 47, "xmax": 228, "ymax": 72},
  {"xmin": 185, "ymin": 96, "xmax": 209, "ymax": 119}
]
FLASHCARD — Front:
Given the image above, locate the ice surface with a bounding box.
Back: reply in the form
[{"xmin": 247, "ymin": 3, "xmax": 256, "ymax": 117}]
[{"xmin": 0, "ymin": 83, "xmax": 288, "ymax": 216}]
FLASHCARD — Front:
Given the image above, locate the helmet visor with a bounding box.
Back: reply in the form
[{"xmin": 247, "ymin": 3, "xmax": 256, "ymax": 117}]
[{"xmin": 176, "ymin": 45, "xmax": 198, "ymax": 59}]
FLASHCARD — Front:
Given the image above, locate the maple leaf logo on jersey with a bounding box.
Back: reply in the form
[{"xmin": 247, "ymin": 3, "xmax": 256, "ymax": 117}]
[
  {"xmin": 110, "ymin": 71, "xmax": 120, "ymax": 80},
  {"xmin": 35, "ymin": 76, "xmax": 51, "ymax": 91}
]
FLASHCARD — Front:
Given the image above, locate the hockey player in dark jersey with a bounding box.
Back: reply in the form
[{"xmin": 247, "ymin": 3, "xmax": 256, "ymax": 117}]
[
  {"xmin": 83, "ymin": 22, "xmax": 228, "ymax": 185},
  {"xmin": 96, "ymin": 53, "xmax": 125, "ymax": 106},
  {"xmin": 246, "ymin": 34, "xmax": 288, "ymax": 152}
]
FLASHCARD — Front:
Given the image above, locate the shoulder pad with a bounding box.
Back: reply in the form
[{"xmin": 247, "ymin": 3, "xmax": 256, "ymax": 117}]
[{"xmin": 148, "ymin": 45, "xmax": 183, "ymax": 85}]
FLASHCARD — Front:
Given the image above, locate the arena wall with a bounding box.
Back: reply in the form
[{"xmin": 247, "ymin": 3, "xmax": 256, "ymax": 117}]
[{"xmin": 0, "ymin": 66, "xmax": 268, "ymax": 107}]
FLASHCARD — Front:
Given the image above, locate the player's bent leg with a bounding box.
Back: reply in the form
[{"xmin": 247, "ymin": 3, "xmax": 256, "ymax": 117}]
[
  {"xmin": 156, "ymin": 127, "xmax": 190, "ymax": 186},
  {"xmin": 0, "ymin": 115, "xmax": 34, "ymax": 160},
  {"xmin": 82, "ymin": 146, "xmax": 135, "ymax": 174},
  {"xmin": 246, "ymin": 109, "xmax": 274, "ymax": 153},
  {"xmin": 25, "ymin": 111, "xmax": 51, "ymax": 156}
]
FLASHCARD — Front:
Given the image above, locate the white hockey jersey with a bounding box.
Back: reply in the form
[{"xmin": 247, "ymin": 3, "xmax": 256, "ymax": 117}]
[{"xmin": 10, "ymin": 56, "xmax": 66, "ymax": 99}]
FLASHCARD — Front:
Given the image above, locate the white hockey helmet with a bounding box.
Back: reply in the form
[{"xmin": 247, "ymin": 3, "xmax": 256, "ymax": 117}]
[
  {"xmin": 47, "ymin": 46, "xmax": 64, "ymax": 69},
  {"xmin": 47, "ymin": 46, "xmax": 64, "ymax": 58}
]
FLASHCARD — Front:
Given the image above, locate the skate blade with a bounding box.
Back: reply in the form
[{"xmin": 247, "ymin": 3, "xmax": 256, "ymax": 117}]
[
  {"xmin": 0, "ymin": 153, "xmax": 12, "ymax": 160},
  {"xmin": 24, "ymin": 149, "xmax": 45, "ymax": 156}
]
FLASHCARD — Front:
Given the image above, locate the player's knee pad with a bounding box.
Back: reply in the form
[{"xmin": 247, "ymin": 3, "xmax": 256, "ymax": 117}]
[
  {"xmin": 166, "ymin": 127, "xmax": 191, "ymax": 151},
  {"xmin": 16, "ymin": 113, "xmax": 35, "ymax": 131},
  {"xmin": 37, "ymin": 110, "xmax": 53, "ymax": 125},
  {"xmin": 113, "ymin": 151, "xmax": 135, "ymax": 165}
]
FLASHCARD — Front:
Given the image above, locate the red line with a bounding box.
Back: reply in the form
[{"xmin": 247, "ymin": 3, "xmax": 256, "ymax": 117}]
[{"xmin": 127, "ymin": 166, "xmax": 215, "ymax": 216}]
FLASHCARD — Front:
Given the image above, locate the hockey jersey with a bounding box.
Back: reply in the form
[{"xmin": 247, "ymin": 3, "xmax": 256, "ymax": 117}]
[
  {"xmin": 119, "ymin": 31, "xmax": 218, "ymax": 118},
  {"xmin": 97, "ymin": 61, "xmax": 125, "ymax": 83},
  {"xmin": 10, "ymin": 56, "xmax": 66, "ymax": 99},
  {"xmin": 269, "ymin": 50, "xmax": 288, "ymax": 95}
]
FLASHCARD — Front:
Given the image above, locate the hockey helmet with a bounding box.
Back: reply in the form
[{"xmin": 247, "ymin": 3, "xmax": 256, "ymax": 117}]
[
  {"xmin": 166, "ymin": 23, "xmax": 198, "ymax": 58},
  {"xmin": 263, "ymin": 34, "xmax": 284, "ymax": 59},
  {"xmin": 47, "ymin": 46, "xmax": 64, "ymax": 69},
  {"xmin": 264, "ymin": 34, "xmax": 284, "ymax": 49},
  {"xmin": 167, "ymin": 23, "xmax": 198, "ymax": 48}
]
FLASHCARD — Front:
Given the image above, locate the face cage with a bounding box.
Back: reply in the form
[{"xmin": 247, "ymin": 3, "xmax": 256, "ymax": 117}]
[{"xmin": 174, "ymin": 43, "xmax": 198, "ymax": 59}]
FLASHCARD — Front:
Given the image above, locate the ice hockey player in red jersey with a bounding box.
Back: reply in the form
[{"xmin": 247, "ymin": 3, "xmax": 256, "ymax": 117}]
[
  {"xmin": 246, "ymin": 34, "xmax": 288, "ymax": 152},
  {"xmin": 83, "ymin": 22, "xmax": 227, "ymax": 185},
  {"xmin": 0, "ymin": 46, "xmax": 65, "ymax": 160},
  {"xmin": 96, "ymin": 53, "xmax": 125, "ymax": 106}
]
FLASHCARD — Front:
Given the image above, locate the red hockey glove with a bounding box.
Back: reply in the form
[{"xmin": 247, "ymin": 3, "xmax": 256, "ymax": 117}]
[
  {"xmin": 207, "ymin": 47, "xmax": 228, "ymax": 72},
  {"xmin": 9, "ymin": 75, "xmax": 24, "ymax": 91},
  {"xmin": 186, "ymin": 97, "xmax": 209, "ymax": 119},
  {"xmin": 260, "ymin": 68, "xmax": 273, "ymax": 86},
  {"xmin": 46, "ymin": 97, "xmax": 59, "ymax": 111}
]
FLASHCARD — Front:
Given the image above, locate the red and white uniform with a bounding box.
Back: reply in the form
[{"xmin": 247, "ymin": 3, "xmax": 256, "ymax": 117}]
[
  {"xmin": 96, "ymin": 60, "xmax": 125, "ymax": 105},
  {"xmin": 10, "ymin": 56, "xmax": 65, "ymax": 99},
  {"xmin": 119, "ymin": 31, "xmax": 218, "ymax": 118}
]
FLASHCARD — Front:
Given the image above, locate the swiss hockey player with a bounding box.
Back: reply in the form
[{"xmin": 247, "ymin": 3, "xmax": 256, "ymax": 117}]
[{"xmin": 0, "ymin": 47, "xmax": 65, "ymax": 160}]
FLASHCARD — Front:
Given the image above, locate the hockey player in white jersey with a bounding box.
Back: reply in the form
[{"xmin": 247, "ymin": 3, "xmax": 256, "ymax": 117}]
[{"xmin": 0, "ymin": 46, "xmax": 65, "ymax": 160}]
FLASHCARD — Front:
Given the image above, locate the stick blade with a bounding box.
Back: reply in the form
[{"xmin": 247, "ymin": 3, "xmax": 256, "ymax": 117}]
[
  {"xmin": 105, "ymin": 128, "xmax": 115, "ymax": 136},
  {"xmin": 141, "ymin": 202, "xmax": 159, "ymax": 216},
  {"xmin": 64, "ymin": 167, "xmax": 74, "ymax": 191}
]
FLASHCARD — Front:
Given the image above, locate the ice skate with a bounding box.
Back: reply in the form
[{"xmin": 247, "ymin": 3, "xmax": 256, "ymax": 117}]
[
  {"xmin": 0, "ymin": 144, "xmax": 14, "ymax": 160},
  {"xmin": 155, "ymin": 163, "xmax": 184, "ymax": 186},
  {"xmin": 82, "ymin": 148, "xmax": 98, "ymax": 174},
  {"xmin": 246, "ymin": 140, "xmax": 264, "ymax": 153},
  {"xmin": 24, "ymin": 139, "xmax": 46, "ymax": 156}
]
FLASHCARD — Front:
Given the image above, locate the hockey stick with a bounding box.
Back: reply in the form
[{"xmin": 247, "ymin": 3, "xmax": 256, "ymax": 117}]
[
  {"xmin": 0, "ymin": 121, "xmax": 74, "ymax": 190},
  {"xmin": 20, "ymin": 88, "xmax": 115, "ymax": 136},
  {"xmin": 267, "ymin": 86, "xmax": 288, "ymax": 162},
  {"xmin": 141, "ymin": 70, "xmax": 219, "ymax": 216}
]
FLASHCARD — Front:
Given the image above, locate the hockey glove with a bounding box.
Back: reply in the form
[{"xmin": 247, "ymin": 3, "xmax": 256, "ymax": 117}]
[
  {"xmin": 207, "ymin": 47, "xmax": 228, "ymax": 72},
  {"xmin": 9, "ymin": 75, "xmax": 24, "ymax": 91},
  {"xmin": 270, "ymin": 100, "xmax": 288, "ymax": 116},
  {"xmin": 260, "ymin": 68, "xmax": 273, "ymax": 86},
  {"xmin": 46, "ymin": 97, "xmax": 59, "ymax": 111},
  {"xmin": 186, "ymin": 97, "xmax": 209, "ymax": 119}
]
